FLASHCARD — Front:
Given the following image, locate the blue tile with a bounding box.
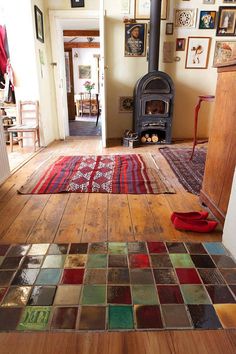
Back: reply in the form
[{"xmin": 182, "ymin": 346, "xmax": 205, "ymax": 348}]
[
  {"xmin": 36, "ymin": 269, "xmax": 62, "ymax": 285},
  {"xmin": 204, "ymin": 243, "xmax": 229, "ymax": 256}
]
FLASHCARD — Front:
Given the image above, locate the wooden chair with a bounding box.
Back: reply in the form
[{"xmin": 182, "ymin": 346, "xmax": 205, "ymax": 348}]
[{"xmin": 8, "ymin": 100, "xmax": 40, "ymax": 152}]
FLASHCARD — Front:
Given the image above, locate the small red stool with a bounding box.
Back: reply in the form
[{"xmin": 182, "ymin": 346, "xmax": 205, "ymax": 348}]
[{"xmin": 189, "ymin": 95, "xmax": 215, "ymax": 161}]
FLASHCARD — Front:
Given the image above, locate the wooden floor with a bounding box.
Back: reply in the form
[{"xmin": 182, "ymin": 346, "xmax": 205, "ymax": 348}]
[{"xmin": 0, "ymin": 137, "xmax": 235, "ymax": 354}]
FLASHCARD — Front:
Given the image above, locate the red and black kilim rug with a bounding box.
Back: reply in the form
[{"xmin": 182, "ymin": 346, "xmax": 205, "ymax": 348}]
[{"xmin": 18, "ymin": 154, "xmax": 175, "ymax": 195}]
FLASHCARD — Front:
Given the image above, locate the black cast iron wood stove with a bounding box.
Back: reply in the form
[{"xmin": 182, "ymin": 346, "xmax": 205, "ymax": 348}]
[{"xmin": 133, "ymin": 0, "xmax": 174, "ymax": 144}]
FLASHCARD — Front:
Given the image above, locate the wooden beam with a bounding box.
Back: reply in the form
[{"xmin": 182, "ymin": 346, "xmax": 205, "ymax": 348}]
[
  {"xmin": 63, "ymin": 30, "xmax": 100, "ymax": 37},
  {"xmin": 64, "ymin": 42, "xmax": 100, "ymax": 49}
]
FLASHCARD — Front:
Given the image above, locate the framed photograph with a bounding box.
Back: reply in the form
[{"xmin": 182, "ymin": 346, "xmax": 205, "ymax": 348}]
[
  {"xmin": 223, "ymin": 0, "xmax": 236, "ymax": 3},
  {"xmin": 166, "ymin": 23, "xmax": 174, "ymax": 35},
  {"xmin": 34, "ymin": 6, "xmax": 44, "ymax": 43},
  {"xmin": 135, "ymin": 0, "xmax": 168, "ymax": 20},
  {"xmin": 199, "ymin": 11, "xmax": 216, "ymax": 29},
  {"xmin": 213, "ymin": 41, "xmax": 236, "ymax": 67},
  {"xmin": 119, "ymin": 96, "xmax": 134, "ymax": 113},
  {"xmin": 216, "ymin": 6, "xmax": 236, "ymax": 36},
  {"xmin": 124, "ymin": 23, "xmax": 146, "ymax": 57},
  {"xmin": 203, "ymin": 0, "xmax": 215, "ymax": 4},
  {"xmin": 176, "ymin": 38, "xmax": 186, "ymax": 51},
  {"xmin": 175, "ymin": 9, "xmax": 197, "ymax": 28},
  {"xmin": 79, "ymin": 65, "xmax": 91, "ymax": 79},
  {"xmin": 71, "ymin": 0, "xmax": 85, "ymax": 8},
  {"xmin": 185, "ymin": 37, "xmax": 211, "ymax": 69}
]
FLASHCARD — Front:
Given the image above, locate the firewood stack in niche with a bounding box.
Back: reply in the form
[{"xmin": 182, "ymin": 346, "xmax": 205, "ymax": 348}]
[{"xmin": 141, "ymin": 133, "xmax": 159, "ymax": 143}]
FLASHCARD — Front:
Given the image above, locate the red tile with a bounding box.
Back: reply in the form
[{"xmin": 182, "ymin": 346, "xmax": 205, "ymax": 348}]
[
  {"xmin": 135, "ymin": 305, "xmax": 163, "ymax": 329},
  {"xmin": 107, "ymin": 286, "xmax": 132, "ymax": 304},
  {"xmin": 129, "ymin": 254, "xmax": 150, "ymax": 268},
  {"xmin": 147, "ymin": 242, "xmax": 167, "ymax": 254},
  {"xmin": 176, "ymin": 268, "xmax": 202, "ymax": 284},
  {"xmin": 157, "ymin": 285, "xmax": 184, "ymax": 304},
  {"xmin": 60, "ymin": 269, "xmax": 84, "ymax": 284}
]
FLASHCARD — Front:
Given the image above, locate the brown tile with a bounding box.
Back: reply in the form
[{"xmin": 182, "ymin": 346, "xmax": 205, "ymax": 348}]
[
  {"xmin": 220, "ymin": 269, "xmax": 236, "ymax": 284},
  {"xmin": 69, "ymin": 243, "xmax": 88, "ymax": 254},
  {"xmin": 166, "ymin": 242, "xmax": 187, "ymax": 254},
  {"xmin": 130, "ymin": 269, "xmax": 154, "ymax": 284},
  {"xmin": 0, "ymin": 287, "xmax": 7, "ymax": 302},
  {"xmin": 108, "ymin": 268, "xmax": 130, "ymax": 284},
  {"xmin": 88, "ymin": 242, "xmax": 107, "ymax": 254},
  {"xmin": 206, "ymin": 285, "xmax": 235, "ymax": 304},
  {"xmin": 84, "ymin": 269, "xmax": 107, "ymax": 284},
  {"xmin": 51, "ymin": 307, "xmax": 78, "ymax": 329},
  {"xmin": 185, "ymin": 243, "xmax": 207, "ymax": 255},
  {"xmin": 107, "ymin": 286, "xmax": 132, "ymax": 304},
  {"xmin": 211, "ymin": 255, "xmax": 236, "ymax": 268},
  {"xmin": 230, "ymin": 285, "xmax": 236, "ymax": 297},
  {"xmin": 134, "ymin": 305, "xmax": 163, "ymax": 329},
  {"xmin": 214, "ymin": 304, "xmax": 236, "ymax": 328},
  {"xmin": 2, "ymin": 286, "xmax": 31, "ymax": 306},
  {"xmin": 151, "ymin": 255, "xmax": 172, "ymax": 268},
  {"xmin": 0, "ymin": 256, "xmax": 24, "ymax": 270},
  {"xmin": 0, "ymin": 308, "xmax": 23, "ymax": 330},
  {"xmin": 54, "ymin": 285, "xmax": 81, "ymax": 305},
  {"xmin": 128, "ymin": 242, "xmax": 147, "ymax": 254},
  {"xmin": 0, "ymin": 245, "xmax": 10, "ymax": 256},
  {"xmin": 108, "ymin": 255, "xmax": 128, "ymax": 268},
  {"xmin": 198, "ymin": 268, "xmax": 226, "ymax": 285},
  {"xmin": 78, "ymin": 306, "xmax": 106, "ymax": 330},
  {"xmin": 0, "ymin": 271, "xmax": 15, "ymax": 286},
  {"xmin": 27, "ymin": 286, "xmax": 56, "ymax": 306},
  {"xmin": 162, "ymin": 304, "xmax": 192, "ymax": 328},
  {"xmin": 64, "ymin": 255, "xmax": 87, "ymax": 268},
  {"xmin": 153, "ymin": 269, "xmax": 177, "ymax": 284}
]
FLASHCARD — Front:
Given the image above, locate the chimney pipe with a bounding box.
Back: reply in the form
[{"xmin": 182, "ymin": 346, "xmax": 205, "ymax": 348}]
[{"xmin": 148, "ymin": 0, "xmax": 162, "ymax": 72}]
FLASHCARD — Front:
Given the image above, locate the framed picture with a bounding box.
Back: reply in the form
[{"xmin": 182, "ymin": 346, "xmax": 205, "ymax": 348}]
[
  {"xmin": 135, "ymin": 0, "xmax": 168, "ymax": 20},
  {"xmin": 163, "ymin": 41, "xmax": 175, "ymax": 63},
  {"xmin": 79, "ymin": 65, "xmax": 91, "ymax": 79},
  {"xmin": 119, "ymin": 96, "xmax": 134, "ymax": 113},
  {"xmin": 175, "ymin": 9, "xmax": 197, "ymax": 28},
  {"xmin": 34, "ymin": 6, "xmax": 44, "ymax": 43},
  {"xmin": 203, "ymin": 0, "xmax": 215, "ymax": 4},
  {"xmin": 223, "ymin": 0, "xmax": 236, "ymax": 3},
  {"xmin": 71, "ymin": 0, "xmax": 85, "ymax": 8},
  {"xmin": 166, "ymin": 23, "xmax": 174, "ymax": 35},
  {"xmin": 124, "ymin": 23, "xmax": 146, "ymax": 57},
  {"xmin": 213, "ymin": 41, "xmax": 236, "ymax": 67},
  {"xmin": 176, "ymin": 38, "xmax": 186, "ymax": 51},
  {"xmin": 199, "ymin": 11, "xmax": 216, "ymax": 29},
  {"xmin": 185, "ymin": 37, "xmax": 211, "ymax": 69},
  {"xmin": 216, "ymin": 6, "xmax": 236, "ymax": 36}
]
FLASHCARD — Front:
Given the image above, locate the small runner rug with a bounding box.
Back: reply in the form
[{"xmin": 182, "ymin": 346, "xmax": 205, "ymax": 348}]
[
  {"xmin": 158, "ymin": 147, "xmax": 207, "ymax": 195},
  {"xmin": 18, "ymin": 154, "xmax": 175, "ymax": 195}
]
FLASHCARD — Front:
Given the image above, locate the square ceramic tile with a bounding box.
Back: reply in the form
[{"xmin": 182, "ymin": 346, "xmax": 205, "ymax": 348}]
[
  {"xmin": 176, "ymin": 268, "xmax": 202, "ymax": 284},
  {"xmin": 0, "ymin": 257, "xmax": 4, "ymax": 267},
  {"xmin": 198, "ymin": 268, "xmax": 226, "ymax": 285},
  {"xmin": 36, "ymin": 269, "xmax": 62, "ymax": 285},
  {"xmin": 130, "ymin": 269, "xmax": 154, "ymax": 284},
  {"xmin": 191, "ymin": 255, "xmax": 216, "ymax": 268},
  {"xmin": 108, "ymin": 255, "xmax": 128, "ymax": 268},
  {"xmin": 88, "ymin": 242, "xmax": 107, "ymax": 254},
  {"xmin": 214, "ymin": 304, "xmax": 236, "ymax": 328},
  {"xmin": 21, "ymin": 256, "xmax": 44, "ymax": 269},
  {"xmin": 7, "ymin": 245, "xmax": 30, "ymax": 257},
  {"xmin": 108, "ymin": 242, "xmax": 128, "ymax": 255},
  {"xmin": 188, "ymin": 305, "xmax": 222, "ymax": 329},
  {"xmin": 27, "ymin": 286, "xmax": 56, "ymax": 306},
  {"xmin": 108, "ymin": 305, "xmax": 134, "ymax": 330},
  {"xmin": 128, "ymin": 242, "xmax": 147, "ymax": 254},
  {"xmin": 42, "ymin": 255, "xmax": 66, "ymax": 269},
  {"xmin": 134, "ymin": 305, "xmax": 163, "ymax": 329},
  {"xmin": 0, "ymin": 256, "xmax": 24, "ymax": 270},
  {"xmin": 147, "ymin": 242, "xmax": 167, "ymax": 254},
  {"xmin": 50, "ymin": 307, "xmax": 78, "ymax": 329},
  {"xmin": 150, "ymin": 255, "xmax": 172, "ymax": 268},
  {"xmin": 132, "ymin": 285, "xmax": 158, "ymax": 305},
  {"xmin": 87, "ymin": 254, "xmax": 107, "ymax": 268},
  {"xmin": 205, "ymin": 285, "xmax": 235, "ymax": 304},
  {"xmin": 181, "ymin": 285, "xmax": 211, "ymax": 304},
  {"xmin": 84, "ymin": 269, "xmax": 107, "ymax": 284},
  {"xmin": 0, "ymin": 308, "xmax": 23, "ymax": 330},
  {"xmin": 161, "ymin": 304, "xmax": 192, "ymax": 328},
  {"xmin": 157, "ymin": 285, "xmax": 184, "ymax": 304},
  {"xmin": 129, "ymin": 254, "xmax": 150, "ymax": 268},
  {"xmin": 211, "ymin": 255, "xmax": 236, "ymax": 268},
  {"xmin": 219, "ymin": 269, "xmax": 236, "ymax": 284},
  {"xmin": 108, "ymin": 268, "xmax": 130, "ymax": 284},
  {"xmin": 0, "ymin": 287, "xmax": 7, "ymax": 302},
  {"xmin": 48, "ymin": 244, "xmax": 68, "ymax": 255},
  {"xmin": 12, "ymin": 269, "xmax": 40, "ymax": 286},
  {"xmin": 64, "ymin": 255, "xmax": 87, "ymax": 268},
  {"xmin": 17, "ymin": 306, "xmax": 51, "ymax": 331},
  {"xmin": 185, "ymin": 243, "xmax": 207, "ymax": 255},
  {"xmin": 78, "ymin": 306, "xmax": 106, "ymax": 330},
  {"xmin": 0, "ymin": 245, "xmax": 10, "ymax": 256},
  {"xmin": 60, "ymin": 269, "xmax": 84, "ymax": 284},
  {"xmin": 170, "ymin": 254, "xmax": 195, "ymax": 268},
  {"xmin": 229, "ymin": 285, "xmax": 236, "ymax": 297},
  {"xmin": 0, "ymin": 271, "xmax": 15, "ymax": 286},
  {"xmin": 107, "ymin": 285, "xmax": 131, "ymax": 304},
  {"xmin": 69, "ymin": 243, "xmax": 88, "ymax": 254},
  {"xmin": 28, "ymin": 244, "xmax": 49, "ymax": 256},
  {"xmin": 166, "ymin": 242, "xmax": 187, "ymax": 254},
  {"xmin": 54, "ymin": 285, "xmax": 81, "ymax": 305},
  {"xmin": 81, "ymin": 285, "xmax": 106, "ymax": 305},
  {"xmin": 1, "ymin": 286, "xmax": 31, "ymax": 307},
  {"xmin": 204, "ymin": 242, "xmax": 228, "ymax": 256},
  {"xmin": 153, "ymin": 269, "xmax": 177, "ymax": 284}
]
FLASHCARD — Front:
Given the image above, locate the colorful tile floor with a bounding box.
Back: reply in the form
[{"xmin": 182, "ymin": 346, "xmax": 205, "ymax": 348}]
[{"xmin": 0, "ymin": 242, "xmax": 235, "ymax": 332}]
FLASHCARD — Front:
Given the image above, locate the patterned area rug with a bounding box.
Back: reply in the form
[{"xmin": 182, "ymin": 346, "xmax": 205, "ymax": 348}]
[
  {"xmin": 18, "ymin": 154, "xmax": 175, "ymax": 195},
  {"xmin": 0, "ymin": 241, "xmax": 235, "ymax": 332},
  {"xmin": 158, "ymin": 147, "xmax": 207, "ymax": 195}
]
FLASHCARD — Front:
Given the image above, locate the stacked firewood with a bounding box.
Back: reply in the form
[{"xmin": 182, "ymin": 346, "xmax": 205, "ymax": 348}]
[{"xmin": 141, "ymin": 133, "xmax": 159, "ymax": 143}]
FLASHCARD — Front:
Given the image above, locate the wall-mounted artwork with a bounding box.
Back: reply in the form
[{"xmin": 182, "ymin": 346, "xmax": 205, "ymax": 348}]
[
  {"xmin": 71, "ymin": 0, "xmax": 85, "ymax": 8},
  {"xmin": 213, "ymin": 41, "xmax": 236, "ymax": 67},
  {"xmin": 176, "ymin": 38, "xmax": 186, "ymax": 51},
  {"xmin": 163, "ymin": 41, "xmax": 175, "ymax": 63},
  {"xmin": 199, "ymin": 11, "xmax": 216, "ymax": 29},
  {"xmin": 124, "ymin": 23, "xmax": 146, "ymax": 57},
  {"xmin": 135, "ymin": 0, "xmax": 168, "ymax": 20},
  {"xmin": 216, "ymin": 6, "xmax": 236, "ymax": 36},
  {"xmin": 166, "ymin": 23, "xmax": 174, "ymax": 35},
  {"xmin": 79, "ymin": 65, "xmax": 91, "ymax": 79},
  {"xmin": 174, "ymin": 9, "xmax": 197, "ymax": 28},
  {"xmin": 223, "ymin": 0, "xmax": 236, "ymax": 3},
  {"xmin": 34, "ymin": 5, "xmax": 44, "ymax": 43},
  {"xmin": 185, "ymin": 37, "xmax": 211, "ymax": 69},
  {"xmin": 119, "ymin": 96, "xmax": 134, "ymax": 112},
  {"xmin": 121, "ymin": 0, "xmax": 130, "ymax": 14},
  {"xmin": 203, "ymin": 0, "xmax": 215, "ymax": 4}
]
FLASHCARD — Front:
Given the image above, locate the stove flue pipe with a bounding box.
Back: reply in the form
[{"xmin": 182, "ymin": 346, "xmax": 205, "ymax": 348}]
[{"xmin": 148, "ymin": 0, "xmax": 162, "ymax": 72}]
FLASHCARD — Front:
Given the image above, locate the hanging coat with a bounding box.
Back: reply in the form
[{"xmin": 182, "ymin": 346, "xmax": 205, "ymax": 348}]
[{"xmin": 0, "ymin": 25, "xmax": 7, "ymax": 75}]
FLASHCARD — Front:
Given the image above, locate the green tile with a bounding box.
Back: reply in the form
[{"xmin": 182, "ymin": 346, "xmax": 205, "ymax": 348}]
[
  {"xmin": 181, "ymin": 285, "xmax": 211, "ymax": 304},
  {"xmin": 108, "ymin": 305, "xmax": 134, "ymax": 330},
  {"xmin": 17, "ymin": 306, "xmax": 51, "ymax": 331},
  {"xmin": 81, "ymin": 285, "xmax": 106, "ymax": 305},
  {"xmin": 0, "ymin": 257, "xmax": 4, "ymax": 266},
  {"xmin": 36, "ymin": 269, "xmax": 62, "ymax": 285},
  {"xmin": 132, "ymin": 285, "xmax": 158, "ymax": 305},
  {"xmin": 108, "ymin": 243, "xmax": 128, "ymax": 255},
  {"xmin": 86, "ymin": 254, "xmax": 107, "ymax": 268},
  {"xmin": 42, "ymin": 255, "xmax": 66, "ymax": 268},
  {"xmin": 170, "ymin": 254, "xmax": 195, "ymax": 268}
]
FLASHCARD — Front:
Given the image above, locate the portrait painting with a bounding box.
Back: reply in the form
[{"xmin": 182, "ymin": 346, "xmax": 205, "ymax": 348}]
[
  {"xmin": 124, "ymin": 23, "xmax": 146, "ymax": 57},
  {"xmin": 199, "ymin": 11, "xmax": 216, "ymax": 29},
  {"xmin": 217, "ymin": 6, "xmax": 236, "ymax": 36}
]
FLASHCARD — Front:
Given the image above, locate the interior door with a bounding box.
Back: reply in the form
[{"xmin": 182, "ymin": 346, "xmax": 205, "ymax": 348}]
[{"xmin": 65, "ymin": 50, "xmax": 76, "ymax": 121}]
